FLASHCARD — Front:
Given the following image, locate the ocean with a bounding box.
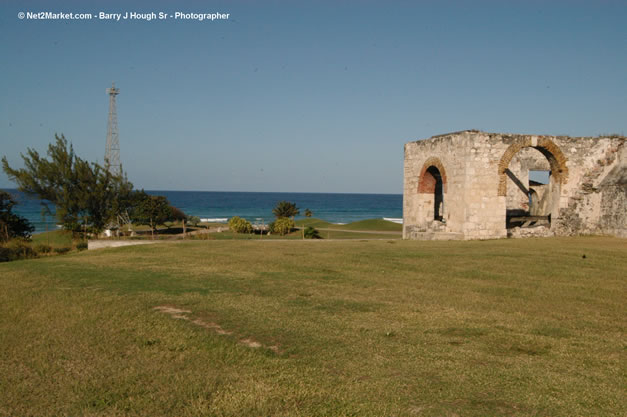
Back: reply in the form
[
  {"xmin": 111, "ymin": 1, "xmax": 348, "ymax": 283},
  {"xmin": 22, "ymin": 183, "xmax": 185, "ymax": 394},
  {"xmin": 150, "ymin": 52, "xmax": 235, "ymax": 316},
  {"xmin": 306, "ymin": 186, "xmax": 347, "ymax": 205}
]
[{"xmin": 4, "ymin": 189, "xmax": 403, "ymax": 233}]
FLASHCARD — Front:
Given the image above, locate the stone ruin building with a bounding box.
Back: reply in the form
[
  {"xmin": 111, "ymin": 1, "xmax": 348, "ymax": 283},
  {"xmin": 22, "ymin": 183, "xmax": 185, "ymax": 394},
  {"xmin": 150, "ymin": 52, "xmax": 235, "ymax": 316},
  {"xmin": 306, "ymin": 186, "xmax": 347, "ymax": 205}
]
[{"xmin": 403, "ymin": 130, "xmax": 626, "ymax": 240}]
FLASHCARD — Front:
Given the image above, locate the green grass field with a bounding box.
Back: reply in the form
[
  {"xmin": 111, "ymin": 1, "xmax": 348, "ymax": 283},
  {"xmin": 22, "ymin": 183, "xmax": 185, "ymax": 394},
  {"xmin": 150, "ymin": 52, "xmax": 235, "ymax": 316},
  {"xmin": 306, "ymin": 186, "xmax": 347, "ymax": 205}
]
[
  {"xmin": 31, "ymin": 229, "xmax": 73, "ymax": 248},
  {"xmin": 202, "ymin": 229, "xmax": 400, "ymax": 241},
  {"xmin": 1, "ymin": 237, "xmax": 625, "ymax": 416},
  {"xmin": 296, "ymin": 217, "xmax": 402, "ymax": 232}
]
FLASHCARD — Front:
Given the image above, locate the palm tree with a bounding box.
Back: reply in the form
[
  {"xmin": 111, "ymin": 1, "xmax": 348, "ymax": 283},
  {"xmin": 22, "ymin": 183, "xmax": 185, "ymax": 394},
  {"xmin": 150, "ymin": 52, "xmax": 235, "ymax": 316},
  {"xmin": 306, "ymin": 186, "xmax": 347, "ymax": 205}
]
[{"xmin": 273, "ymin": 201, "xmax": 299, "ymax": 219}]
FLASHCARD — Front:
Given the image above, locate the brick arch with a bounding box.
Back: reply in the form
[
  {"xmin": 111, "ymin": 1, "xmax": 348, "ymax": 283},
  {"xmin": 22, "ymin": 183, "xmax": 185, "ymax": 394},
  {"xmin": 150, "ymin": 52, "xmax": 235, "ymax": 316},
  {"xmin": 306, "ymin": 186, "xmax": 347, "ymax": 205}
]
[
  {"xmin": 418, "ymin": 157, "xmax": 448, "ymax": 193},
  {"xmin": 497, "ymin": 137, "xmax": 568, "ymax": 196}
]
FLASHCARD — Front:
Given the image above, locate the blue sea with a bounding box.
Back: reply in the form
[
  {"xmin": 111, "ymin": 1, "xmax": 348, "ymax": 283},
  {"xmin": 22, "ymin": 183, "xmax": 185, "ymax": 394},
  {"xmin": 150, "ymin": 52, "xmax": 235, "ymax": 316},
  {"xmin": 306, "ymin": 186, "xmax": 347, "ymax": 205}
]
[{"xmin": 4, "ymin": 189, "xmax": 403, "ymax": 233}]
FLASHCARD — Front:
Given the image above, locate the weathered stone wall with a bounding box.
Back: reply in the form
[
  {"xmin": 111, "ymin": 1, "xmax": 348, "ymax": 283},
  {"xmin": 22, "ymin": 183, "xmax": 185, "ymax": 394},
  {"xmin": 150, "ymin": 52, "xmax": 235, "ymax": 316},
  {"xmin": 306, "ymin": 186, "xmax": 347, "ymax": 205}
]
[
  {"xmin": 403, "ymin": 133, "xmax": 470, "ymax": 239},
  {"xmin": 404, "ymin": 131, "xmax": 626, "ymax": 240},
  {"xmin": 555, "ymin": 138, "xmax": 627, "ymax": 236}
]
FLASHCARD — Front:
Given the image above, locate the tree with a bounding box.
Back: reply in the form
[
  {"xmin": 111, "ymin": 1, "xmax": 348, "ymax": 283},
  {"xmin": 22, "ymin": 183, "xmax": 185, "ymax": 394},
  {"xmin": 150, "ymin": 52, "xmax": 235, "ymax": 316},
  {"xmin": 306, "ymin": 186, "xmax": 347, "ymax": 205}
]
[
  {"xmin": 273, "ymin": 201, "xmax": 299, "ymax": 219},
  {"xmin": 129, "ymin": 191, "xmax": 172, "ymax": 239},
  {"xmin": 269, "ymin": 217, "xmax": 295, "ymax": 236},
  {"xmin": 228, "ymin": 216, "xmax": 252, "ymax": 233},
  {"xmin": 304, "ymin": 208, "xmax": 313, "ymax": 218},
  {"xmin": 0, "ymin": 191, "xmax": 35, "ymax": 242},
  {"xmin": 304, "ymin": 226, "xmax": 321, "ymax": 239},
  {"xmin": 169, "ymin": 206, "xmax": 188, "ymax": 235},
  {"xmin": 2, "ymin": 134, "xmax": 134, "ymax": 236},
  {"xmin": 188, "ymin": 216, "xmax": 201, "ymax": 227}
]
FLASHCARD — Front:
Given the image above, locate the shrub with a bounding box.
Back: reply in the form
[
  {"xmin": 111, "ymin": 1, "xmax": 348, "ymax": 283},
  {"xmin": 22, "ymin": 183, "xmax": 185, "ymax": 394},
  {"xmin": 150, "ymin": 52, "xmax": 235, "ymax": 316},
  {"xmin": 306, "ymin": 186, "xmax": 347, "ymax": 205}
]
[
  {"xmin": 0, "ymin": 246, "xmax": 11, "ymax": 262},
  {"xmin": 304, "ymin": 226, "xmax": 322, "ymax": 239},
  {"xmin": 188, "ymin": 216, "xmax": 201, "ymax": 227},
  {"xmin": 228, "ymin": 216, "xmax": 252, "ymax": 234},
  {"xmin": 2, "ymin": 238, "xmax": 36, "ymax": 261},
  {"xmin": 54, "ymin": 247, "xmax": 71, "ymax": 255},
  {"xmin": 0, "ymin": 190, "xmax": 35, "ymax": 242},
  {"xmin": 76, "ymin": 241, "xmax": 88, "ymax": 251},
  {"xmin": 270, "ymin": 217, "xmax": 295, "ymax": 236},
  {"xmin": 34, "ymin": 243, "xmax": 52, "ymax": 254}
]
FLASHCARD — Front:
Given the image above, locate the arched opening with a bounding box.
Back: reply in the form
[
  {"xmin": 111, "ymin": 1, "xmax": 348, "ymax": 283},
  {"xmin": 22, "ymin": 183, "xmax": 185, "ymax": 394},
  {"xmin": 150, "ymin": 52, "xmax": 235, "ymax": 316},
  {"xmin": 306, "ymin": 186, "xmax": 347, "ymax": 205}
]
[
  {"xmin": 418, "ymin": 157, "xmax": 447, "ymax": 223},
  {"xmin": 497, "ymin": 138, "xmax": 568, "ymax": 230},
  {"xmin": 425, "ymin": 166, "xmax": 444, "ymax": 221}
]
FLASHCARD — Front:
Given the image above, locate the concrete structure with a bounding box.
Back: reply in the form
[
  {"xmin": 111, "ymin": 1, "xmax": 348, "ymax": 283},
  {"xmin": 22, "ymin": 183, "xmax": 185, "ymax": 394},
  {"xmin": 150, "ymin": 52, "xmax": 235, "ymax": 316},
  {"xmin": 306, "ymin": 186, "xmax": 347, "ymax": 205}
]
[
  {"xmin": 403, "ymin": 131, "xmax": 626, "ymax": 240},
  {"xmin": 88, "ymin": 240, "xmax": 161, "ymax": 250}
]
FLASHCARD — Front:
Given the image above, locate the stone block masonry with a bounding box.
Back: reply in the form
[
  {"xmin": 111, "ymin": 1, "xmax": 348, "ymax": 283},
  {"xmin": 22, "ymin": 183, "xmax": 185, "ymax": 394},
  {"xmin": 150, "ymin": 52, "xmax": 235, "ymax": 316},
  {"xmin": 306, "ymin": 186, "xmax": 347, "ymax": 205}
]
[{"xmin": 403, "ymin": 131, "xmax": 626, "ymax": 240}]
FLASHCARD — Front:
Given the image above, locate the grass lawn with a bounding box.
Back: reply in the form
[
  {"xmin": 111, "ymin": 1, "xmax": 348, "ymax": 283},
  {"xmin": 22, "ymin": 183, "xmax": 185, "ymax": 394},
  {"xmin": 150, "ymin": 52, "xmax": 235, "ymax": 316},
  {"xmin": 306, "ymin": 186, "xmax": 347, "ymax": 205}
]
[
  {"xmin": 296, "ymin": 217, "xmax": 402, "ymax": 232},
  {"xmin": 31, "ymin": 230, "xmax": 73, "ymax": 248},
  {"xmin": 203, "ymin": 229, "xmax": 400, "ymax": 240},
  {"xmin": 0, "ymin": 237, "xmax": 625, "ymax": 416}
]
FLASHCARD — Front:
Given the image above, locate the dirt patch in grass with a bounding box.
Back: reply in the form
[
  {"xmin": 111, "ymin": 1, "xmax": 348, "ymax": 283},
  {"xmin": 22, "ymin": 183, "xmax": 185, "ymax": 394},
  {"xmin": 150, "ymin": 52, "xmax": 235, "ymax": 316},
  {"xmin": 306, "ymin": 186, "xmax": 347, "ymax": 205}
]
[
  {"xmin": 190, "ymin": 318, "xmax": 233, "ymax": 335},
  {"xmin": 154, "ymin": 305, "xmax": 280, "ymax": 353},
  {"xmin": 153, "ymin": 305, "xmax": 191, "ymax": 318}
]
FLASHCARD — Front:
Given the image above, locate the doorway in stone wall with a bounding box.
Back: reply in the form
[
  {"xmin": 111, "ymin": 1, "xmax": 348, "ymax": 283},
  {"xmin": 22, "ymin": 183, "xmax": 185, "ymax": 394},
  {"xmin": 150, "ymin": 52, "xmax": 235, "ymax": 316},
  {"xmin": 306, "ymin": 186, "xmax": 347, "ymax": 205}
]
[
  {"xmin": 418, "ymin": 158, "xmax": 447, "ymax": 224},
  {"xmin": 497, "ymin": 138, "xmax": 568, "ymax": 231},
  {"xmin": 427, "ymin": 166, "xmax": 444, "ymax": 221}
]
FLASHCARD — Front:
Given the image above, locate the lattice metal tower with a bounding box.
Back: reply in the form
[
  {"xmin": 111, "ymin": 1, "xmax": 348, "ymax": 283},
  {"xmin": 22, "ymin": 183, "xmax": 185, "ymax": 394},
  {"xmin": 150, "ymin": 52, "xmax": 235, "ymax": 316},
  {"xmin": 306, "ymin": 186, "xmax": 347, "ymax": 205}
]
[{"xmin": 105, "ymin": 82, "xmax": 121, "ymax": 176}]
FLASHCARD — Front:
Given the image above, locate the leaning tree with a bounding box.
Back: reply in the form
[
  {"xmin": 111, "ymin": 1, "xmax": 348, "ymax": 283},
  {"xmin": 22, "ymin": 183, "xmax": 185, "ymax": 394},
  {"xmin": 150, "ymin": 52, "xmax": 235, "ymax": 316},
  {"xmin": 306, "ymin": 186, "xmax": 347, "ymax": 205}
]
[{"xmin": 2, "ymin": 134, "xmax": 134, "ymax": 236}]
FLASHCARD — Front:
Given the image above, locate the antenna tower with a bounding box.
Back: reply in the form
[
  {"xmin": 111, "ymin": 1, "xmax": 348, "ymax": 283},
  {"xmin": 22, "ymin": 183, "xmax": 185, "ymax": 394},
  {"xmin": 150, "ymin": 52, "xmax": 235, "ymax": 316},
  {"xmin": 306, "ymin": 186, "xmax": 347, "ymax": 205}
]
[{"xmin": 105, "ymin": 82, "xmax": 121, "ymax": 176}]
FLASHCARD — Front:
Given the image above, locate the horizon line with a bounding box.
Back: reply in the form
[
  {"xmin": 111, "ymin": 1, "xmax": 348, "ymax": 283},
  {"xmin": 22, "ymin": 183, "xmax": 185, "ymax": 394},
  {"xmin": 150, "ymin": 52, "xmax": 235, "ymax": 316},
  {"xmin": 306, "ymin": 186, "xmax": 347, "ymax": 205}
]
[{"xmin": 2, "ymin": 187, "xmax": 403, "ymax": 196}]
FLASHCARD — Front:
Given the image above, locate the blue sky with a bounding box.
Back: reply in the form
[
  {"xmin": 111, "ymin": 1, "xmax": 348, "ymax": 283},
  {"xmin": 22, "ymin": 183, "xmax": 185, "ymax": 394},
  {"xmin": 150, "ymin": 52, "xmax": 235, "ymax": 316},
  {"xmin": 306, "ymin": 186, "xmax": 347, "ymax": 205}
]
[{"xmin": 1, "ymin": 0, "xmax": 626, "ymax": 193}]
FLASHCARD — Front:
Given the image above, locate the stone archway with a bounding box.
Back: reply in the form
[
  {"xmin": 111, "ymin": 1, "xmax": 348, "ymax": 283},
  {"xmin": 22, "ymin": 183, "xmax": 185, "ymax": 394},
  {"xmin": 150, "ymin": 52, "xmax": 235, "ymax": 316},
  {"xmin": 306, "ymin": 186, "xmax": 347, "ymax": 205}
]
[
  {"xmin": 418, "ymin": 157, "xmax": 448, "ymax": 194},
  {"xmin": 497, "ymin": 137, "xmax": 568, "ymax": 228},
  {"xmin": 418, "ymin": 157, "xmax": 447, "ymax": 222},
  {"xmin": 497, "ymin": 137, "xmax": 568, "ymax": 197}
]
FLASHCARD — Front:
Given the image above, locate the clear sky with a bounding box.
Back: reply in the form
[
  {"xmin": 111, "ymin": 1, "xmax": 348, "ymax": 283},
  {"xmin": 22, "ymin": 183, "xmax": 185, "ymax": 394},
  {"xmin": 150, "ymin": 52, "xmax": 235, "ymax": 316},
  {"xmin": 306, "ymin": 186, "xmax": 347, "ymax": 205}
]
[{"xmin": 1, "ymin": 0, "xmax": 626, "ymax": 193}]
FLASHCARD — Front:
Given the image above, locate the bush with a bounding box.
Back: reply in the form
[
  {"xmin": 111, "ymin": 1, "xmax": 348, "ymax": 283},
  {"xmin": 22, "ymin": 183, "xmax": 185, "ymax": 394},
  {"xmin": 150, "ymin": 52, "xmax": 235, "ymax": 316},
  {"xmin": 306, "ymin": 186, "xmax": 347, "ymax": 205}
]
[
  {"xmin": 228, "ymin": 216, "xmax": 252, "ymax": 234},
  {"xmin": 76, "ymin": 241, "xmax": 88, "ymax": 251},
  {"xmin": 270, "ymin": 217, "xmax": 295, "ymax": 236},
  {"xmin": 1, "ymin": 238, "xmax": 36, "ymax": 261},
  {"xmin": 0, "ymin": 190, "xmax": 35, "ymax": 242},
  {"xmin": 304, "ymin": 226, "xmax": 322, "ymax": 239},
  {"xmin": 54, "ymin": 247, "xmax": 71, "ymax": 254},
  {"xmin": 0, "ymin": 246, "xmax": 11, "ymax": 262},
  {"xmin": 34, "ymin": 243, "xmax": 52, "ymax": 254}
]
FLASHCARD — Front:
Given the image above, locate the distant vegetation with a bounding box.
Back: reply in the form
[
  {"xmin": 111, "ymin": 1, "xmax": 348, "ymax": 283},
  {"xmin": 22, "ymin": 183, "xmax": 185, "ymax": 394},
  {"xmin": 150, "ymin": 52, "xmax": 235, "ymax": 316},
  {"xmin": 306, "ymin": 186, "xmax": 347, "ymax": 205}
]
[
  {"xmin": 0, "ymin": 190, "xmax": 34, "ymax": 242},
  {"xmin": 129, "ymin": 191, "xmax": 186, "ymax": 239},
  {"xmin": 272, "ymin": 201, "xmax": 299, "ymax": 219},
  {"xmin": 269, "ymin": 217, "xmax": 294, "ymax": 236},
  {"xmin": 2, "ymin": 134, "xmax": 134, "ymax": 236},
  {"xmin": 269, "ymin": 201, "xmax": 299, "ymax": 235},
  {"xmin": 2, "ymin": 134, "xmax": 187, "ymax": 240},
  {"xmin": 228, "ymin": 216, "xmax": 252, "ymax": 234},
  {"xmin": 303, "ymin": 226, "xmax": 321, "ymax": 239},
  {"xmin": 0, "ymin": 135, "xmax": 191, "ymax": 260}
]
